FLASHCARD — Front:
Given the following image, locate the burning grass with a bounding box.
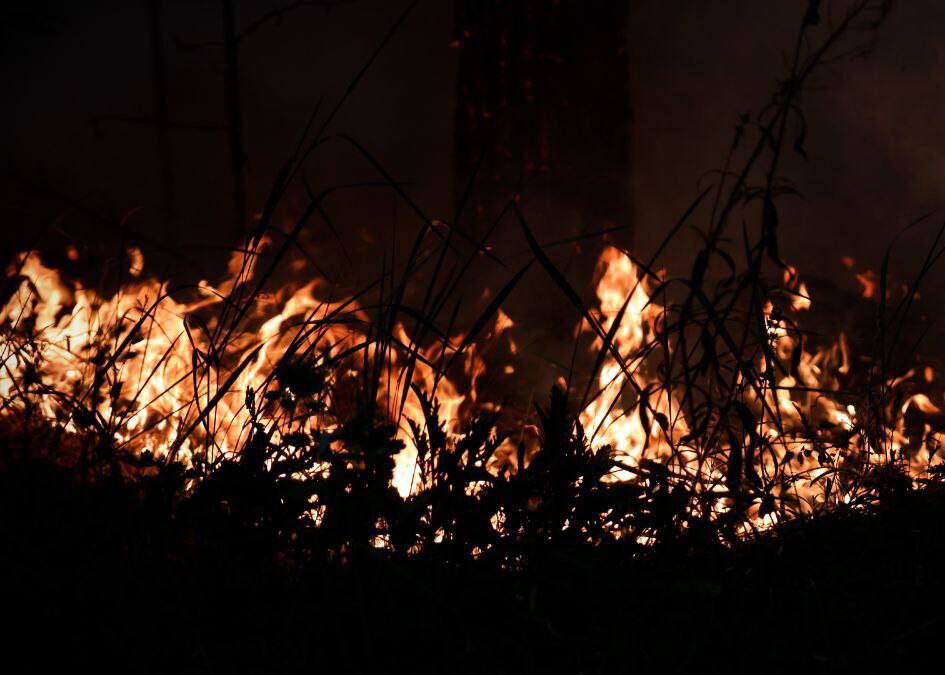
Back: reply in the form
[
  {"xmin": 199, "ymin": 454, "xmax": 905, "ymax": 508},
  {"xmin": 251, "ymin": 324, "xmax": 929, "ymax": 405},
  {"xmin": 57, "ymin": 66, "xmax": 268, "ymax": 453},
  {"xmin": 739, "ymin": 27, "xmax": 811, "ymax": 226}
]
[
  {"xmin": 0, "ymin": 0, "xmax": 939, "ymax": 559},
  {"xmin": 3, "ymin": 1, "xmax": 945, "ymax": 670},
  {"xmin": 2, "ymin": 225, "xmax": 941, "ymax": 559}
]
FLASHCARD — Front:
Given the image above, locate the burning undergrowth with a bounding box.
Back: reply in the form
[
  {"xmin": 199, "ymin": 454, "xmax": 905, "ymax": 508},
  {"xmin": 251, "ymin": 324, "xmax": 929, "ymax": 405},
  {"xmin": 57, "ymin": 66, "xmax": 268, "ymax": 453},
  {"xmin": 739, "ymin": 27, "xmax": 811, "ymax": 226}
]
[
  {"xmin": 12, "ymin": 2, "xmax": 945, "ymax": 672},
  {"xmin": 1, "ymin": 0, "xmax": 939, "ymax": 565},
  {"xmin": 1, "ymin": 218, "xmax": 943, "ymax": 561}
]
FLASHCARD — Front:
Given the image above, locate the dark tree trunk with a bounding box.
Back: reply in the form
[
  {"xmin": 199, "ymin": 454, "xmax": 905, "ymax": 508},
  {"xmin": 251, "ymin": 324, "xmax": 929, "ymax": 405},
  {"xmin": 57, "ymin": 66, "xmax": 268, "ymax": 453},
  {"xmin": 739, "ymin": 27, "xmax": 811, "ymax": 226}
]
[
  {"xmin": 453, "ymin": 0, "xmax": 633, "ymax": 405},
  {"xmin": 454, "ymin": 0, "xmax": 633, "ymax": 256},
  {"xmin": 149, "ymin": 0, "xmax": 174, "ymax": 240},
  {"xmin": 222, "ymin": 0, "xmax": 247, "ymax": 242}
]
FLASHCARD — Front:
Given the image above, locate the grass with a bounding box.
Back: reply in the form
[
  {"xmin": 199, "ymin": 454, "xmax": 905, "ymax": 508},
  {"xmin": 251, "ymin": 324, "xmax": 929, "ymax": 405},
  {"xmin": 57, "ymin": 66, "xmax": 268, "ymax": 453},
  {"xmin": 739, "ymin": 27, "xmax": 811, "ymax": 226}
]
[
  {"xmin": 4, "ymin": 418, "xmax": 945, "ymax": 673},
  {"xmin": 2, "ymin": 1, "xmax": 943, "ymax": 671}
]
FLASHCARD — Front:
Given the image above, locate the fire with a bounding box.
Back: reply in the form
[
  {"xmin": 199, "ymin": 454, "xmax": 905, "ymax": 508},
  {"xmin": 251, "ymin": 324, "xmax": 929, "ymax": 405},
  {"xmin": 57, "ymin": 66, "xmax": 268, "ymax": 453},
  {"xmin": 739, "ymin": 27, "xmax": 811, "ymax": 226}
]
[
  {"xmin": 856, "ymin": 271, "xmax": 879, "ymax": 299},
  {"xmin": 579, "ymin": 247, "xmax": 684, "ymax": 470},
  {"xmin": 1, "ymin": 241, "xmax": 942, "ymax": 538},
  {"xmin": 576, "ymin": 245, "xmax": 944, "ymax": 532},
  {"xmin": 0, "ymin": 245, "xmax": 474, "ymax": 497}
]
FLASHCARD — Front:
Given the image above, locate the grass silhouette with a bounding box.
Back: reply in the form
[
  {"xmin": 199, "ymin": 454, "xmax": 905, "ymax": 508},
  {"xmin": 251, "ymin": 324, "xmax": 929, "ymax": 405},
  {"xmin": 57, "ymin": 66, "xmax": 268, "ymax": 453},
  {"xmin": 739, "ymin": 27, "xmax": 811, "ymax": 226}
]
[{"xmin": 4, "ymin": 1, "xmax": 945, "ymax": 671}]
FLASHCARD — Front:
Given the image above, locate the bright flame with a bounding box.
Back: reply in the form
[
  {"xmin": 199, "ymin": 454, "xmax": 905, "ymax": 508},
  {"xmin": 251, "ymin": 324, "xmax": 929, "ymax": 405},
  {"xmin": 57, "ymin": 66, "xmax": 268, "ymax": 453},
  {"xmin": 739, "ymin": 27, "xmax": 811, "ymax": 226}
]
[
  {"xmin": 0, "ymin": 247, "xmax": 475, "ymax": 497},
  {"xmin": 579, "ymin": 247, "xmax": 683, "ymax": 470},
  {"xmin": 578, "ymin": 245, "xmax": 944, "ymax": 531},
  {"xmin": 2, "ymin": 243, "xmax": 941, "ymax": 537}
]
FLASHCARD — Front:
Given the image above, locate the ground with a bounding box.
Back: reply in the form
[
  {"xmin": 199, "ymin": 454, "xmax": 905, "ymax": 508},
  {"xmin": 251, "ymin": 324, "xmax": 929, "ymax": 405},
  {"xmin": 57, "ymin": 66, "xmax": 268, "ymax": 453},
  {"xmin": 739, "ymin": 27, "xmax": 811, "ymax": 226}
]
[{"xmin": 3, "ymin": 432, "xmax": 944, "ymax": 674}]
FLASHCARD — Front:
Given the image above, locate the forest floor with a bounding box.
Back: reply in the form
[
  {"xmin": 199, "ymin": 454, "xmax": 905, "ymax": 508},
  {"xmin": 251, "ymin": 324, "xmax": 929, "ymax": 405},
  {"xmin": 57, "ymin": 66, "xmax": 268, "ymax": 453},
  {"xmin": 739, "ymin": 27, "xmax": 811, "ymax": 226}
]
[{"xmin": 3, "ymin": 427, "xmax": 943, "ymax": 675}]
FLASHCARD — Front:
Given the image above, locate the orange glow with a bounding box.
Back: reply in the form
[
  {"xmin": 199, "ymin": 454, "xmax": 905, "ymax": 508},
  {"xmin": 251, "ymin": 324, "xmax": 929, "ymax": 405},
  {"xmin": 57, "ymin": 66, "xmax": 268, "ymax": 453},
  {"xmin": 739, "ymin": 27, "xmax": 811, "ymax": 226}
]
[
  {"xmin": 576, "ymin": 246, "xmax": 942, "ymax": 532},
  {"xmin": 0, "ymin": 246, "xmax": 475, "ymax": 498},
  {"xmin": 855, "ymin": 270, "xmax": 878, "ymax": 299},
  {"xmin": 1, "ymin": 243, "xmax": 940, "ymax": 538}
]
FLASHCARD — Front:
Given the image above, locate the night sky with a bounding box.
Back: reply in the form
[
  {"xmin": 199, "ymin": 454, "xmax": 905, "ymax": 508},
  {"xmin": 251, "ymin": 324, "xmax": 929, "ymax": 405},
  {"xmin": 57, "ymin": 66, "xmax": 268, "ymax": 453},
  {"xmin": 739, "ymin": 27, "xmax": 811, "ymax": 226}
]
[{"xmin": 4, "ymin": 0, "xmax": 945, "ymax": 330}]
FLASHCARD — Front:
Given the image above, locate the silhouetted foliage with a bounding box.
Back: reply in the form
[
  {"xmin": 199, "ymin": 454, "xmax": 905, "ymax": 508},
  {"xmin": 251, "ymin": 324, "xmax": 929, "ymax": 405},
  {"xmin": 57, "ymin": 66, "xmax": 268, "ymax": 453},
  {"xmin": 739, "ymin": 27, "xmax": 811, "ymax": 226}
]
[{"xmin": 7, "ymin": 1, "xmax": 945, "ymax": 672}]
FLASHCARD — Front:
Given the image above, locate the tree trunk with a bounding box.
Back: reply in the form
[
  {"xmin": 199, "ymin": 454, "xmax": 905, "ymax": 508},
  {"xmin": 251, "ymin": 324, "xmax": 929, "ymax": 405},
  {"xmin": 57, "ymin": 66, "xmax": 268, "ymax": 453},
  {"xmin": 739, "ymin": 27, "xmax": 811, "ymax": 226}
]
[
  {"xmin": 149, "ymin": 0, "xmax": 175, "ymax": 241},
  {"xmin": 222, "ymin": 0, "xmax": 247, "ymax": 242},
  {"xmin": 454, "ymin": 0, "xmax": 633, "ymax": 256}
]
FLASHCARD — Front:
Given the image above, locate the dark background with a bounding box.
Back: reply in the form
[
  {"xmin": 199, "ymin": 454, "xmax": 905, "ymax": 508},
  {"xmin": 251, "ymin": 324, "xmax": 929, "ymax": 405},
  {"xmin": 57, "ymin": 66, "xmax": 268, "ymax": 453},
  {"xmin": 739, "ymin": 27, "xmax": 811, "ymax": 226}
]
[{"xmin": 3, "ymin": 0, "xmax": 945, "ymax": 371}]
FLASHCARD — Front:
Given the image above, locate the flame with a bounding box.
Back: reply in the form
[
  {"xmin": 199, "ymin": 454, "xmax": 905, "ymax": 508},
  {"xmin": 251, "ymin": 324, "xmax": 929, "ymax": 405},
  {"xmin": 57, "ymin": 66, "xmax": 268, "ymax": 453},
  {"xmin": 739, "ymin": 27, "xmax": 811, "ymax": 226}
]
[
  {"xmin": 2, "ymin": 242, "xmax": 941, "ymax": 538},
  {"xmin": 0, "ymin": 246, "xmax": 473, "ymax": 497},
  {"xmin": 578, "ymin": 245, "xmax": 944, "ymax": 532},
  {"xmin": 579, "ymin": 247, "xmax": 681, "ymax": 470},
  {"xmin": 856, "ymin": 271, "xmax": 878, "ymax": 299}
]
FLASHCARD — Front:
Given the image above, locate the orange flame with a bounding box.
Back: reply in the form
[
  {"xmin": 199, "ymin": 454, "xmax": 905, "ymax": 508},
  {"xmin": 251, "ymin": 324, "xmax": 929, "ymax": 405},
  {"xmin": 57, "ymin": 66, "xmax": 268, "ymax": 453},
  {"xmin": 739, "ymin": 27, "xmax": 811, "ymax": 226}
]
[
  {"xmin": 0, "ymin": 246, "xmax": 478, "ymax": 498},
  {"xmin": 2, "ymin": 243, "xmax": 941, "ymax": 536}
]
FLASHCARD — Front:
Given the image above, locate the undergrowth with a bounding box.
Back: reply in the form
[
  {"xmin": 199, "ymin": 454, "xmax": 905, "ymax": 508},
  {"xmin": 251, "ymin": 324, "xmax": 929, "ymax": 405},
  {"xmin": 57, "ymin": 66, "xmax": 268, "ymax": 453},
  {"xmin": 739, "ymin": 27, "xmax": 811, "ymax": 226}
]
[{"xmin": 4, "ymin": 5, "xmax": 945, "ymax": 670}]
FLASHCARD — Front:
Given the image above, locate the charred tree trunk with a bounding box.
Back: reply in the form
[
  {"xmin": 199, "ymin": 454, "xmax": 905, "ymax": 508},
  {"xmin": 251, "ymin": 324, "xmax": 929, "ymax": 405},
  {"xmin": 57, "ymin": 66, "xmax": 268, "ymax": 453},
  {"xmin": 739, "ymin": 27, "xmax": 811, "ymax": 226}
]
[{"xmin": 454, "ymin": 1, "xmax": 633, "ymax": 255}]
